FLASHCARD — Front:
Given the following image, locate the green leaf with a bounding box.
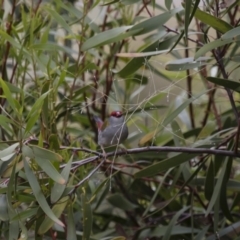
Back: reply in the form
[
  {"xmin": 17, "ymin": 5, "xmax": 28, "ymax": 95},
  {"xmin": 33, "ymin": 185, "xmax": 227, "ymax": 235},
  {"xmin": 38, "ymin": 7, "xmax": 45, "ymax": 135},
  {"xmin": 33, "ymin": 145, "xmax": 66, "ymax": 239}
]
[
  {"xmin": 24, "ymin": 145, "xmax": 62, "ymax": 162},
  {"xmin": 31, "ymin": 43, "xmax": 76, "ymax": 55},
  {"xmin": 45, "ymin": 8, "xmax": 73, "ymax": 33},
  {"xmin": 152, "ymin": 225, "xmax": 200, "ymax": 237},
  {"xmin": 139, "ymin": 90, "xmax": 210, "ymax": 146},
  {"xmin": 197, "ymin": 120, "xmax": 215, "ymax": 140},
  {"xmin": 205, "ymin": 158, "xmax": 228, "ymax": 216},
  {"xmin": 116, "ymin": 49, "xmax": 170, "ymax": 58},
  {"xmin": 82, "ymin": 189, "xmax": 92, "ymax": 240},
  {"xmin": 162, "ymin": 206, "xmax": 190, "ymax": 240},
  {"xmin": 194, "ymin": 226, "xmax": 209, "ymax": 240},
  {"xmin": 22, "ymin": 146, "xmax": 65, "ymax": 184},
  {"xmin": 23, "ymin": 157, "xmax": 64, "ymax": 227},
  {"xmin": 135, "ymin": 152, "xmax": 200, "ymax": 178},
  {"xmin": 143, "ymin": 168, "xmax": 173, "ymax": 217},
  {"xmin": 229, "ymin": 55, "xmax": 240, "ymax": 62},
  {"xmin": 220, "ymin": 156, "xmax": 233, "ymax": 221},
  {"xmin": 0, "ymin": 143, "xmax": 19, "ymax": 161},
  {"xmin": 67, "ymin": 200, "xmax": 77, "ymax": 240},
  {"xmin": 108, "ymin": 193, "xmax": 138, "ymax": 211},
  {"xmin": 25, "ymin": 90, "xmax": 52, "ymax": 135},
  {"xmin": 11, "ymin": 208, "xmax": 38, "ymax": 222},
  {"xmin": 205, "ymin": 158, "xmax": 215, "ymax": 200},
  {"xmin": 195, "ymin": 38, "xmax": 239, "ymax": 59},
  {"xmin": 171, "ymin": 120, "xmax": 186, "ymax": 146},
  {"xmin": 165, "ymin": 0, "xmax": 172, "ymax": 10},
  {"xmin": 131, "ymin": 7, "xmax": 183, "ymax": 36},
  {"xmin": 82, "ymin": 26, "xmax": 141, "ymax": 51},
  {"xmin": 38, "ymin": 196, "xmax": 69, "ymax": 234},
  {"xmin": 116, "ymin": 35, "xmax": 178, "ymax": 78},
  {"xmin": 221, "ymin": 26, "xmax": 240, "ymax": 39},
  {"xmin": 41, "ymin": 81, "xmax": 50, "ymax": 132},
  {"xmin": 184, "ymin": 0, "xmax": 192, "ymax": 40},
  {"xmin": 51, "ymin": 155, "xmax": 73, "ymax": 203},
  {"xmin": 207, "ymin": 77, "xmax": 240, "ymax": 92},
  {"xmin": 206, "ymin": 221, "xmax": 240, "ymax": 240},
  {"xmin": 0, "ymin": 29, "xmax": 30, "ymax": 56},
  {"xmin": 194, "ymin": 7, "xmax": 233, "ymax": 34},
  {"xmin": 7, "ymin": 163, "xmax": 20, "ymax": 240},
  {"xmin": 0, "ymin": 115, "xmax": 15, "ymax": 132},
  {"xmin": 162, "ymin": 90, "xmax": 210, "ymax": 128},
  {"xmin": 165, "ymin": 57, "xmax": 211, "ymax": 71},
  {"xmin": 0, "ymin": 78, "xmax": 20, "ymax": 116},
  {"xmin": 0, "ymin": 194, "xmax": 9, "ymax": 221}
]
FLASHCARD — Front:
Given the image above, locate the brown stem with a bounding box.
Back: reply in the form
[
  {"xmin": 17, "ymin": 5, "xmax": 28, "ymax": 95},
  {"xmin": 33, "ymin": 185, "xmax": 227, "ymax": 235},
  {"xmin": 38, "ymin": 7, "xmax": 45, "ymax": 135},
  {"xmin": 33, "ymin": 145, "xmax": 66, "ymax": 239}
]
[{"xmin": 185, "ymin": 47, "xmax": 195, "ymax": 129}]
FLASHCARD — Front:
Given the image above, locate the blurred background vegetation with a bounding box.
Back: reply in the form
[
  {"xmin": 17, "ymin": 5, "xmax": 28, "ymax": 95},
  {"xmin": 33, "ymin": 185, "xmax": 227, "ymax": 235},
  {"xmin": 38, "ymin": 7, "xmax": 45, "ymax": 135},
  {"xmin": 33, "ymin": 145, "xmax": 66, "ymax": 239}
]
[{"xmin": 1, "ymin": 0, "xmax": 240, "ymax": 239}]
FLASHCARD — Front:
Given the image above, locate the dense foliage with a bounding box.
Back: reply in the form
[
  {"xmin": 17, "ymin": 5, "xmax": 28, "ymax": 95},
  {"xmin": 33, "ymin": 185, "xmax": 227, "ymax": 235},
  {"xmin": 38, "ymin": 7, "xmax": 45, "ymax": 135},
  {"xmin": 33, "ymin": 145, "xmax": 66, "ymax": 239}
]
[{"xmin": 1, "ymin": 0, "xmax": 240, "ymax": 239}]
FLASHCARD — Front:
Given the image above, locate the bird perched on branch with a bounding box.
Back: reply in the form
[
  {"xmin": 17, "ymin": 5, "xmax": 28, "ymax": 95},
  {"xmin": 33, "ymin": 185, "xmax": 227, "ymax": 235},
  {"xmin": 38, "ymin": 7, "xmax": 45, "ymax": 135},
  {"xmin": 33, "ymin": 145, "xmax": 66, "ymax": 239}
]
[{"xmin": 93, "ymin": 111, "xmax": 128, "ymax": 156}]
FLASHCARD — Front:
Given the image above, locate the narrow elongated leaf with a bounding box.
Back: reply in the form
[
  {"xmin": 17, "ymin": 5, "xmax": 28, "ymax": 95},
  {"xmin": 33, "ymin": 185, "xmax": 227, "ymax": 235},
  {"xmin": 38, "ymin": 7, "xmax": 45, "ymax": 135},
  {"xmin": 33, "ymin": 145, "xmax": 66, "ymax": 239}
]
[
  {"xmin": 220, "ymin": 157, "xmax": 233, "ymax": 221},
  {"xmin": 0, "ymin": 143, "xmax": 19, "ymax": 161},
  {"xmin": 165, "ymin": 57, "xmax": 211, "ymax": 71},
  {"xmin": 25, "ymin": 90, "xmax": 52, "ymax": 134},
  {"xmin": 135, "ymin": 152, "xmax": 199, "ymax": 178},
  {"xmin": 67, "ymin": 201, "xmax": 77, "ymax": 240},
  {"xmin": 206, "ymin": 221, "xmax": 240, "ymax": 240},
  {"xmin": 194, "ymin": 7, "xmax": 232, "ymax": 34},
  {"xmin": 152, "ymin": 225, "xmax": 200, "ymax": 237},
  {"xmin": 0, "ymin": 30, "xmax": 29, "ymax": 56},
  {"xmin": 139, "ymin": 90, "xmax": 210, "ymax": 146},
  {"xmin": 184, "ymin": 0, "xmax": 192, "ymax": 40},
  {"xmin": 116, "ymin": 35, "xmax": 178, "ymax": 78},
  {"xmin": 197, "ymin": 121, "xmax": 215, "ymax": 140},
  {"xmin": 22, "ymin": 145, "xmax": 62, "ymax": 162},
  {"xmin": 195, "ymin": 37, "xmax": 240, "ymax": 59},
  {"xmin": 108, "ymin": 193, "xmax": 138, "ymax": 210},
  {"xmin": 31, "ymin": 43, "xmax": 76, "ymax": 55},
  {"xmin": 26, "ymin": 90, "xmax": 51, "ymax": 120},
  {"xmin": 51, "ymin": 155, "xmax": 73, "ymax": 203},
  {"xmin": 116, "ymin": 49, "xmax": 170, "ymax": 58},
  {"xmin": 162, "ymin": 90, "xmax": 210, "ymax": 128},
  {"xmin": 8, "ymin": 163, "xmax": 19, "ymax": 240},
  {"xmin": 194, "ymin": 226, "xmax": 210, "ymax": 240},
  {"xmin": 0, "ymin": 115, "xmax": 14, "ymax": 132},
  {"xmin": 207, "ymin": 77, "xmax": 240, "ymax": 92},
  {"xmin": 0, "ymin": 78, "xmax": 20, "ymax": 116},
  {"xmin": 38, "ymin": 196, "xmax": 69, "ymax": 234},
  {"xmin": 205, "ymin": 158, "xmax": 214, "ymax": 200},
  {"xmin": 131, "ymin": 7, "xmax": 183, "ymax": 36},
  {"xmin": 162, "ymin": 206, "xmax": 190, "ymax": 240},
  {"xmin": 222, "ymin": 25, "xmax": 240, "ymax": 39},
  {"xmin": 23, "ymin": 158, "xmax": 64, "ymax": 227},
  {"xmin": 0, "ymin": 194, "xmax": 9, "ymax": 221},
  {"xmin": 22, "ymin": 146, "xmax": 65, "ymax": 184},
  {"xmin": 82, "ymin": 189, "xmax": 92, "ymax": 240},
  {"xmin": 171, "ymin": 120, "xmax": 186, "ymax": 146},
  {"xmin": 11, "ymin": 208, "xmax": 38, "ymax": 222},
  {"xmin": 45, "ymin": 8, "xmax": 72, "ymax": 33},
  {"xmin": 143, "ymin": 168, "xmax": 173, "ymax": 217},
  {"xmin": 205, "ymin": 158, "xmax": 228, "ymax": 216},
  {"xmin": 165, "ymin": 0, "xmax": 173, "ymax": 10},
  {"xmin": 82, "ymin": 26, "xmax": 140, "ymax": 50}
]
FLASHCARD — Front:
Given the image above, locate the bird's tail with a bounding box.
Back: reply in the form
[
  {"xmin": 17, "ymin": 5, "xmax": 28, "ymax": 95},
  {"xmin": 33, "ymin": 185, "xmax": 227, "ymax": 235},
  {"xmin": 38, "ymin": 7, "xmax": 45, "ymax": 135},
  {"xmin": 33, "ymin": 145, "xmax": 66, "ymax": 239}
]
[{"xmin": 93, "ymin": 116, "xmax": 103, "ymax": 130}]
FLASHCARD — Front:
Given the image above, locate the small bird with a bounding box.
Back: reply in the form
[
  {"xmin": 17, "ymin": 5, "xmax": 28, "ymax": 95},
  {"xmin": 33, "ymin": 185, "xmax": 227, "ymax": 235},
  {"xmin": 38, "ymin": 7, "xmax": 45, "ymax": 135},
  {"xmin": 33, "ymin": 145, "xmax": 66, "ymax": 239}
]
[{"xmin": 94, "ymin": 111, "xmax": 128, "ymax": 156}]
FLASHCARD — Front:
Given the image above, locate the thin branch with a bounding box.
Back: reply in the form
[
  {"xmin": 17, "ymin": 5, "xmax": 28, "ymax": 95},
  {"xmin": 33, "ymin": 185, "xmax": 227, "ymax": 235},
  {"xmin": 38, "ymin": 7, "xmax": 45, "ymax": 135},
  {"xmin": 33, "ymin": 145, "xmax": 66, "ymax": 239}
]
[
  {"xmin": 213, "ymin": 50, "xmax": 239, "ymax": 121},
  {"xmin": 185, "ymin": 46, "xmax": 195, "ymax": 129},
  {"xmin": 61, "ymin": 146, "xmax": 240, "ymax": 169},
  {"xmin": 69, "ymin": 159, "xmax": 105, "ymax": 194}
]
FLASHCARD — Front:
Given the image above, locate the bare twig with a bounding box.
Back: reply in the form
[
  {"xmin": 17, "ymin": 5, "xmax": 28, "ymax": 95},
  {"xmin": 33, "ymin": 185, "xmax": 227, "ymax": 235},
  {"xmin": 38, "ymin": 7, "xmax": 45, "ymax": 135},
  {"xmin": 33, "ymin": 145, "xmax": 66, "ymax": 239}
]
[{"xmin": 60, "ymin": 146, "xmax": 240, "ymax": 170}]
